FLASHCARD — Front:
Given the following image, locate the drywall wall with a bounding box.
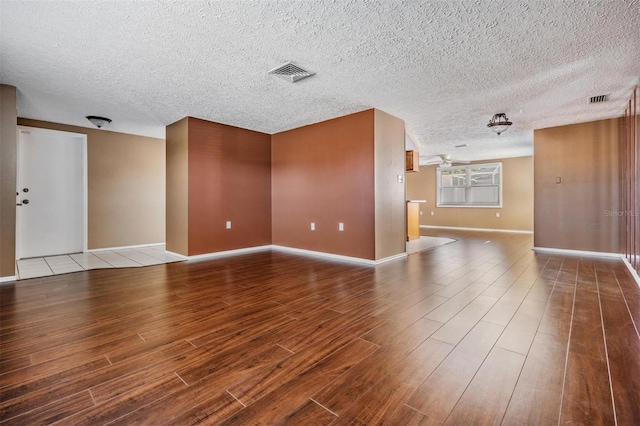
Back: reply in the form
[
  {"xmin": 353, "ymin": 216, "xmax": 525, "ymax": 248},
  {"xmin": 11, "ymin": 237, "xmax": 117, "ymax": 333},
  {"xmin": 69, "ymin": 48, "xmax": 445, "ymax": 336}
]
[
  {"xmin": 534, "ymin": 118, "xmax": 621, "ymax": 253},
  {"xmin": 186, "ymin": 117, "xmax": 272, "ymax": 255},
  {"xmin": 166, "ymin": 118, "xmax": 189, "ymax": 255},
  {"xmin": 16, "ymin": 118, "xmax": 166, "ymax": 250},
  {"xmin": 272, "ymin": 110, "xmax": 376, "ymax": 260},
  {"xmin": 0, "ymin": 85, "xmax": 17, "ymax": 279},
  {"xmin": 406, "ymin": 156, "xmax": 534, "ymax": 231},
  {"xmin": 374, "ymin": 109, "xmax": 406, "ymax": 260}
]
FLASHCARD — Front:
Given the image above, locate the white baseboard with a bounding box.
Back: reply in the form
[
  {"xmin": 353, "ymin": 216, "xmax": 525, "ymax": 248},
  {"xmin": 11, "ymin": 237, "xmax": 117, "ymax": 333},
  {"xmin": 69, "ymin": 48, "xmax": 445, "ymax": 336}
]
[
  {"xmin": 87, "ymin": 243, "xmax": 164, "ymax": 253},
  {"xmin": 183, "ymin": 245, "xmax": 272, "ymax": 261},
  {"xmin": 375, "ymin": 252, "xmax": 409, "ymax": 264},
  {"xmin": 421, "ymin": 225, "xmax": 533, "ymax": 234},
  {"xmin": 272, "ymin": 245, "xmax": 406, "ymax": 266},
  {"xmin": 532, "ymin": 247, "xmax": 623, "ymax": 258},
  {"xmin": 622, "ymin": 256, "xmax": 640, "ymax": 288},
  {"xmin": 168, "ymin": 244, "xmax": 407, "ymax": 266},
  {"xmin": 164, "ymin": 250, "xmax": 188, "ymax": 260},
  {"xmin": 0, "ymin": 276, "xmax": 17, "ymax": 284}
]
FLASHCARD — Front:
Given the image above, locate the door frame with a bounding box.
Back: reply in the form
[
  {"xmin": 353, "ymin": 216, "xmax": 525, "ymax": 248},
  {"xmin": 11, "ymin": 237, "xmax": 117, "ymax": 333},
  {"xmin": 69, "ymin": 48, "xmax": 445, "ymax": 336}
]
[{"xmin": 16, "ymin": 126, "xmax": 88, "ymax": 259}]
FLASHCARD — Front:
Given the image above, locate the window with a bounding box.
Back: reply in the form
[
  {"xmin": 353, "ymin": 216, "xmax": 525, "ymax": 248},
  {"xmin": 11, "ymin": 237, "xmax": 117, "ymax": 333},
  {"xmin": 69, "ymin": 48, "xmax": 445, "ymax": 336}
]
[{"xmin": 437, "ymin": 162, "xmax": 502, "ymax": 207}]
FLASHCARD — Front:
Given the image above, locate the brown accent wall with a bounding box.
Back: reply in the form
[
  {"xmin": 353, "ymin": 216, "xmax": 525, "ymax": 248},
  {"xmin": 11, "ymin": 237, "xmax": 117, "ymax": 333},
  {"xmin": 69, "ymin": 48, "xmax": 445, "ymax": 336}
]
[
  {"xmin": 406, "ymin": 156, "xmax": 534, "ymax": 231},
  {"xmin": 17, "ymin": 119, "xmax": 166, "ymax": 249},
  {"xmin": 186, "ymin": 117, "xmax": 272, "ymax": 255},
  {"xmin": 272, "ymin": 110, "xmax": 376, "ymax": 260},
  {"xmin": 166, "ymin": 118, "xmax": 189, "ymax": 255},
  {"xmin": 0, "ymin": 85, "xmax": 17, "ymax": 278},
  {"xmin": 374, "ymin": 109, "xmax": 406, "ymax": 259},
  {"xmin": 534, "ymin": 118, "xmax": 621, "ymax": 253}
]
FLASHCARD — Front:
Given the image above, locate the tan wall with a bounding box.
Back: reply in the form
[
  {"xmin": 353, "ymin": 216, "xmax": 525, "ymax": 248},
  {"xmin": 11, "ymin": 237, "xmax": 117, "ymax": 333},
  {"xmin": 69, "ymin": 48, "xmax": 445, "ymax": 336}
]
[
  {"xmin": 17, "ymin": 119, "xmax": 165, "ymax": 249},
  {"xmin": 272, "ymin": 110, "xmax": 376, "ymax": 260},
  {"xmin": 166, "ymin": 118, "xmax": 189, "ymax": 255},
  {"xmin": 406, "ymin": 156, "xmax": 534, "ymax": 231},
  {"xmin": 374, "ymin": 109, "xmax": 406, "ymax": 260},
  {"xmin": 186, "ymin": 117, "xmax": 272, "ymax": 255},
  {"xmin": 1, "ymin": 85, "xmax": 17, "ymax": 278},
  {"xmin": 534, "ymin": 118, "xmax": 621, "ymax": 253}
]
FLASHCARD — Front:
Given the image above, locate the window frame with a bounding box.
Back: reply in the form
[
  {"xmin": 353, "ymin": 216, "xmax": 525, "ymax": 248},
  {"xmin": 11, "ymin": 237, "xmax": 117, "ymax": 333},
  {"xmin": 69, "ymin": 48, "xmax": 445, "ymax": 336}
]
[{"xmin": 436, "ymin": 162, "xmax": 503, "ymax": 208}]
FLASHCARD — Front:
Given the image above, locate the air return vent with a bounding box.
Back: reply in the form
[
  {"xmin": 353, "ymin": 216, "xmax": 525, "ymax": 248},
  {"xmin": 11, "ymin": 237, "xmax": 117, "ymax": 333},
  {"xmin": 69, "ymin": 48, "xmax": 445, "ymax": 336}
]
[
  {"xmin": 267, "ymin": 61, "xmax": 315, "ymax": 83},
  {"xmin": 590, "ymin": 94, "xmax": 608, "ymax": 104}
]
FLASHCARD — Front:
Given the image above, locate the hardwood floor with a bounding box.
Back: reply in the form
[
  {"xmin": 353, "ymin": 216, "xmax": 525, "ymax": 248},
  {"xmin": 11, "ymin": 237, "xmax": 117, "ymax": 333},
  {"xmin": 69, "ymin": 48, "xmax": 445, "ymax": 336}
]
[{"xmin": 1, "ymin": 230, "xmax": 639, "ymax": 425}]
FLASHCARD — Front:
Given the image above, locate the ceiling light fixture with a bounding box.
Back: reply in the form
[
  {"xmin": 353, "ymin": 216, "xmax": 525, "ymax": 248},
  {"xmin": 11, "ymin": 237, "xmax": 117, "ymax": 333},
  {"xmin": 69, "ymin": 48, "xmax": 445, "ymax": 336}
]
[
  {"xmin": 86, "ymin": 116, "xmax": 112, "ymax": 128},
  {"xmin": 487, "ymin": 113, "xmax": 512, "ymax": 135}
]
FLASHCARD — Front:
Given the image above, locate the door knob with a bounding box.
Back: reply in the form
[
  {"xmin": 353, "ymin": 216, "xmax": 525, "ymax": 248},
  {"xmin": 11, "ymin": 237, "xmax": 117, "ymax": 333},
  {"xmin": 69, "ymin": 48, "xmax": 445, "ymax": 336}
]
[{"xmin": 22, "ymin": 199, "xmax": 29, "ymax": 204}]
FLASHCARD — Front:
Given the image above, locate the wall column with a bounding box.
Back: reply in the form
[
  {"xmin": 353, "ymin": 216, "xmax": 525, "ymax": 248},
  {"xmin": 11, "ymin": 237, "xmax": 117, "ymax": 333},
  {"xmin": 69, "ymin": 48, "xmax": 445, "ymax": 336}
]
[{"xmin": 0, "ymin": 85, "xmax": 17, "ymax": 279}]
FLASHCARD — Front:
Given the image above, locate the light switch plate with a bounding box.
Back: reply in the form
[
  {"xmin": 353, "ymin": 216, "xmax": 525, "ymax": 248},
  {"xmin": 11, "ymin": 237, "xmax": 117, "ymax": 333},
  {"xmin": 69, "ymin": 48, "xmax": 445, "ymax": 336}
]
[
  {"xmin": 226, "ymin": 221, "xmax": 231, "ymax": 229},
  {"xmin": 338, "ymin": 222, "xmax": 344, "ymax": 231}
]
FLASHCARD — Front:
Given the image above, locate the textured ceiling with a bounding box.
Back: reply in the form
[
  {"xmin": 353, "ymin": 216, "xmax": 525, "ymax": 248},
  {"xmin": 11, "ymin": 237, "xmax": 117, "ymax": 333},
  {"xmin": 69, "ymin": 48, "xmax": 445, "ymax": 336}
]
[{"xmin": 1, "ymin": 0, "xmax": 639, "ymax": 162}]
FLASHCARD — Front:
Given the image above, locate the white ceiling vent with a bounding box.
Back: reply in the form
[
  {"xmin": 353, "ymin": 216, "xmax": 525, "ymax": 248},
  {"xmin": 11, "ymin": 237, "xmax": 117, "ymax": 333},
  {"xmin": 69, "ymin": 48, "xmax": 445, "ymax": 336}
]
[
  {"xmin": 267, "ymin": 61, "xmax": 315, "ymax": 83},
  {"xmin": 589, "ymin": 94, "xmax": 608, "ymax": 104}
]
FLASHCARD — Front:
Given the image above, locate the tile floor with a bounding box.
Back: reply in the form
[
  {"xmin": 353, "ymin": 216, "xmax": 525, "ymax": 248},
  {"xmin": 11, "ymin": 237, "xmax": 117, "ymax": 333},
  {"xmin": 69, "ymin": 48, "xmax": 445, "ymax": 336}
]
[
  {"xmin": 15, "ymin": 245, "xmax": 184, "ymax": 280},
  {"xmin": 406, "ymin": 235, "xmax": 456, "ymax": 254}
]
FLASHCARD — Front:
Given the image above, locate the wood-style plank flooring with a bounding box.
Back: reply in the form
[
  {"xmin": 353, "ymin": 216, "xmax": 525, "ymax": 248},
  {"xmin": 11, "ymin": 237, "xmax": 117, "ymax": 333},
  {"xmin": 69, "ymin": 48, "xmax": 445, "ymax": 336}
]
[{"xmin": 1, "ymin": 230, "xmax": 639, "ymax": 425}]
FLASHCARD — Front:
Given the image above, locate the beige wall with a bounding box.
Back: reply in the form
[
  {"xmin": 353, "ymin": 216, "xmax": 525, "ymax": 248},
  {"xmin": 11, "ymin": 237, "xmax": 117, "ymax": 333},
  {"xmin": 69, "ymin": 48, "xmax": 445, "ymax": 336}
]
[
  {"xmin": 374, "ymin": 109, "xmax": 406, "ymax": 260},
  {"xmin": 1, "ymin": 85, "xmax": 17, "ymax": 278},
  {"xmin": 17, "ymin": 119, "xmax": 165, "ymax": 250},
  {"xmin": 406, "ymin": 156, "xmax": 534, "ymax": 231},
  {"xmin": 534, "ymin": 118, "xmax": 621, "ymax": 253},
  {"xmin": 165, "ymin": 118, "xmax": 189, "ymax": 255}
]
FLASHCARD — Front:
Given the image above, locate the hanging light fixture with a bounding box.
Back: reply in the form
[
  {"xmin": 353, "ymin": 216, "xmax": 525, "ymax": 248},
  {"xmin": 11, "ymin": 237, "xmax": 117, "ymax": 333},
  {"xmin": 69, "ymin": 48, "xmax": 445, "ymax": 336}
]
[
  {"xmin": 86, "ymin": 116, "xmax": 112, "ymax": 128},
  {"xmin": 487, "ymin": 113, "xmax": 512, "ymax": 135}
]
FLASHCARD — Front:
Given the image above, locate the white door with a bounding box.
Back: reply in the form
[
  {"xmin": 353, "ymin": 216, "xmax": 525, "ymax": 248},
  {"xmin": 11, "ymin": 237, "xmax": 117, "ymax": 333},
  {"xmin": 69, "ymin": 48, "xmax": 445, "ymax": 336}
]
[{"xmin": 17, "ymin": 127, "xmax": 86, "ymax": 259}]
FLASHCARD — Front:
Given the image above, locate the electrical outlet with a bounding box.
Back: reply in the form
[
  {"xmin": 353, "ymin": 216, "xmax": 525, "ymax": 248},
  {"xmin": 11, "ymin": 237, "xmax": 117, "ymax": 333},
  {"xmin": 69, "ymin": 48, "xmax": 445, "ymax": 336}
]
[
  {"xmin": 338, "ymin": 222, "xmax": 344, "ymax": 231},
  {"xmin": 311, "ymin": 222, "xmax": 315, "ymax": 231},
  {"xmin": 397, "ymin": 174, "xmax": 403, "ymax": 183},
  {"xmin": 226, "ymin": 221, "xmax": 231, "ymax": 229}
]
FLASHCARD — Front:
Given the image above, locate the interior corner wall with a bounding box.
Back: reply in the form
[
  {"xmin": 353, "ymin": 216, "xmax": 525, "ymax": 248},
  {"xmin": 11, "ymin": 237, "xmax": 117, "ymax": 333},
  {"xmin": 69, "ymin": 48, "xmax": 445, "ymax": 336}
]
[
  {"xmin": 271, "ymin": 110, "xmax": 376, "ymax": 260},
  {"xmin": 0, "ymin": 85, "xmax": 17, "ymax": 278},
  {"xmin": 374, "ymin": 109, "xmax": 406, "ymax": 260},
  {"xmin": 534, "ymin": 118, "xmax": 621, "ymax": 253},
  {"xmin": 406, "ymin": 156, "xmax": 533, "ymax": 231},
  {"xmin": 186, "ymin": 117, "xmax": 272, "ymax": 256},
  {"xmin": 166, "ymin": 118, "xmax": 189, "ymax": 255},
  {"xmin": 16, "ymin": 118, "xmax": 166, "ymax": 250}
]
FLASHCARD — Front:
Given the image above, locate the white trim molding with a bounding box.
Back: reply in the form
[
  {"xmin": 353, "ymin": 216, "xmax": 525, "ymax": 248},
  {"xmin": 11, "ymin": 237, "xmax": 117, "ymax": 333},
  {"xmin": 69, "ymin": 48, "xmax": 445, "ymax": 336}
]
[
  {"xmin": 87, "ymin": 243, "xmax": 165, "ymax": 253},
  {"xmin": 532, "ymin": 247, "xmax": 622, "ymax": 258},
  {"xmin": 272, "ymin": 245, "xmax": 406, "ymax": 266},
  {"xmin": 170, "ymin": 244, "xmax": 408, "ymax": 266},
  {"xmin": 0, "ymin": 276, "xmax": 17, "ymax": 284},
  {"xmin": 421, "ymin": 225, "xmax": 533, "ymax": 234},
  {"xmin": 182, "ymin": 245, "xmax": 272, "ymax": 261},
  {"xmin": 165, "ymin": 250, "xmax": 188, "ymax": 260},
  {"xmin": 622, "ymin": 256, "xmax": 640, "ymax": 288}
]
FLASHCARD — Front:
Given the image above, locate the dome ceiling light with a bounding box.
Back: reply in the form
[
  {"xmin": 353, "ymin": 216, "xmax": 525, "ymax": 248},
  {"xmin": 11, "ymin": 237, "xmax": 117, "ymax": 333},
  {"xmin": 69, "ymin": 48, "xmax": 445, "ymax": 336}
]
[
  {"xmin": 86, "ymin": 116, "xmax": 112, "ymax": 128},
  {"xmin": 487, "ymin": 113, "xmax": 512, "ymax": 135}
]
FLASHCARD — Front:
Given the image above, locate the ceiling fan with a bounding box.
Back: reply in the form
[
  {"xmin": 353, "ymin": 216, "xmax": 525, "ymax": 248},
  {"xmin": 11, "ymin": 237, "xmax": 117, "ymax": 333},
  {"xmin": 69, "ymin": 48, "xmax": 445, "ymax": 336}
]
[{"xmin": 422, "ymin": 154, "xmax": 470, "ymax": 168}]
